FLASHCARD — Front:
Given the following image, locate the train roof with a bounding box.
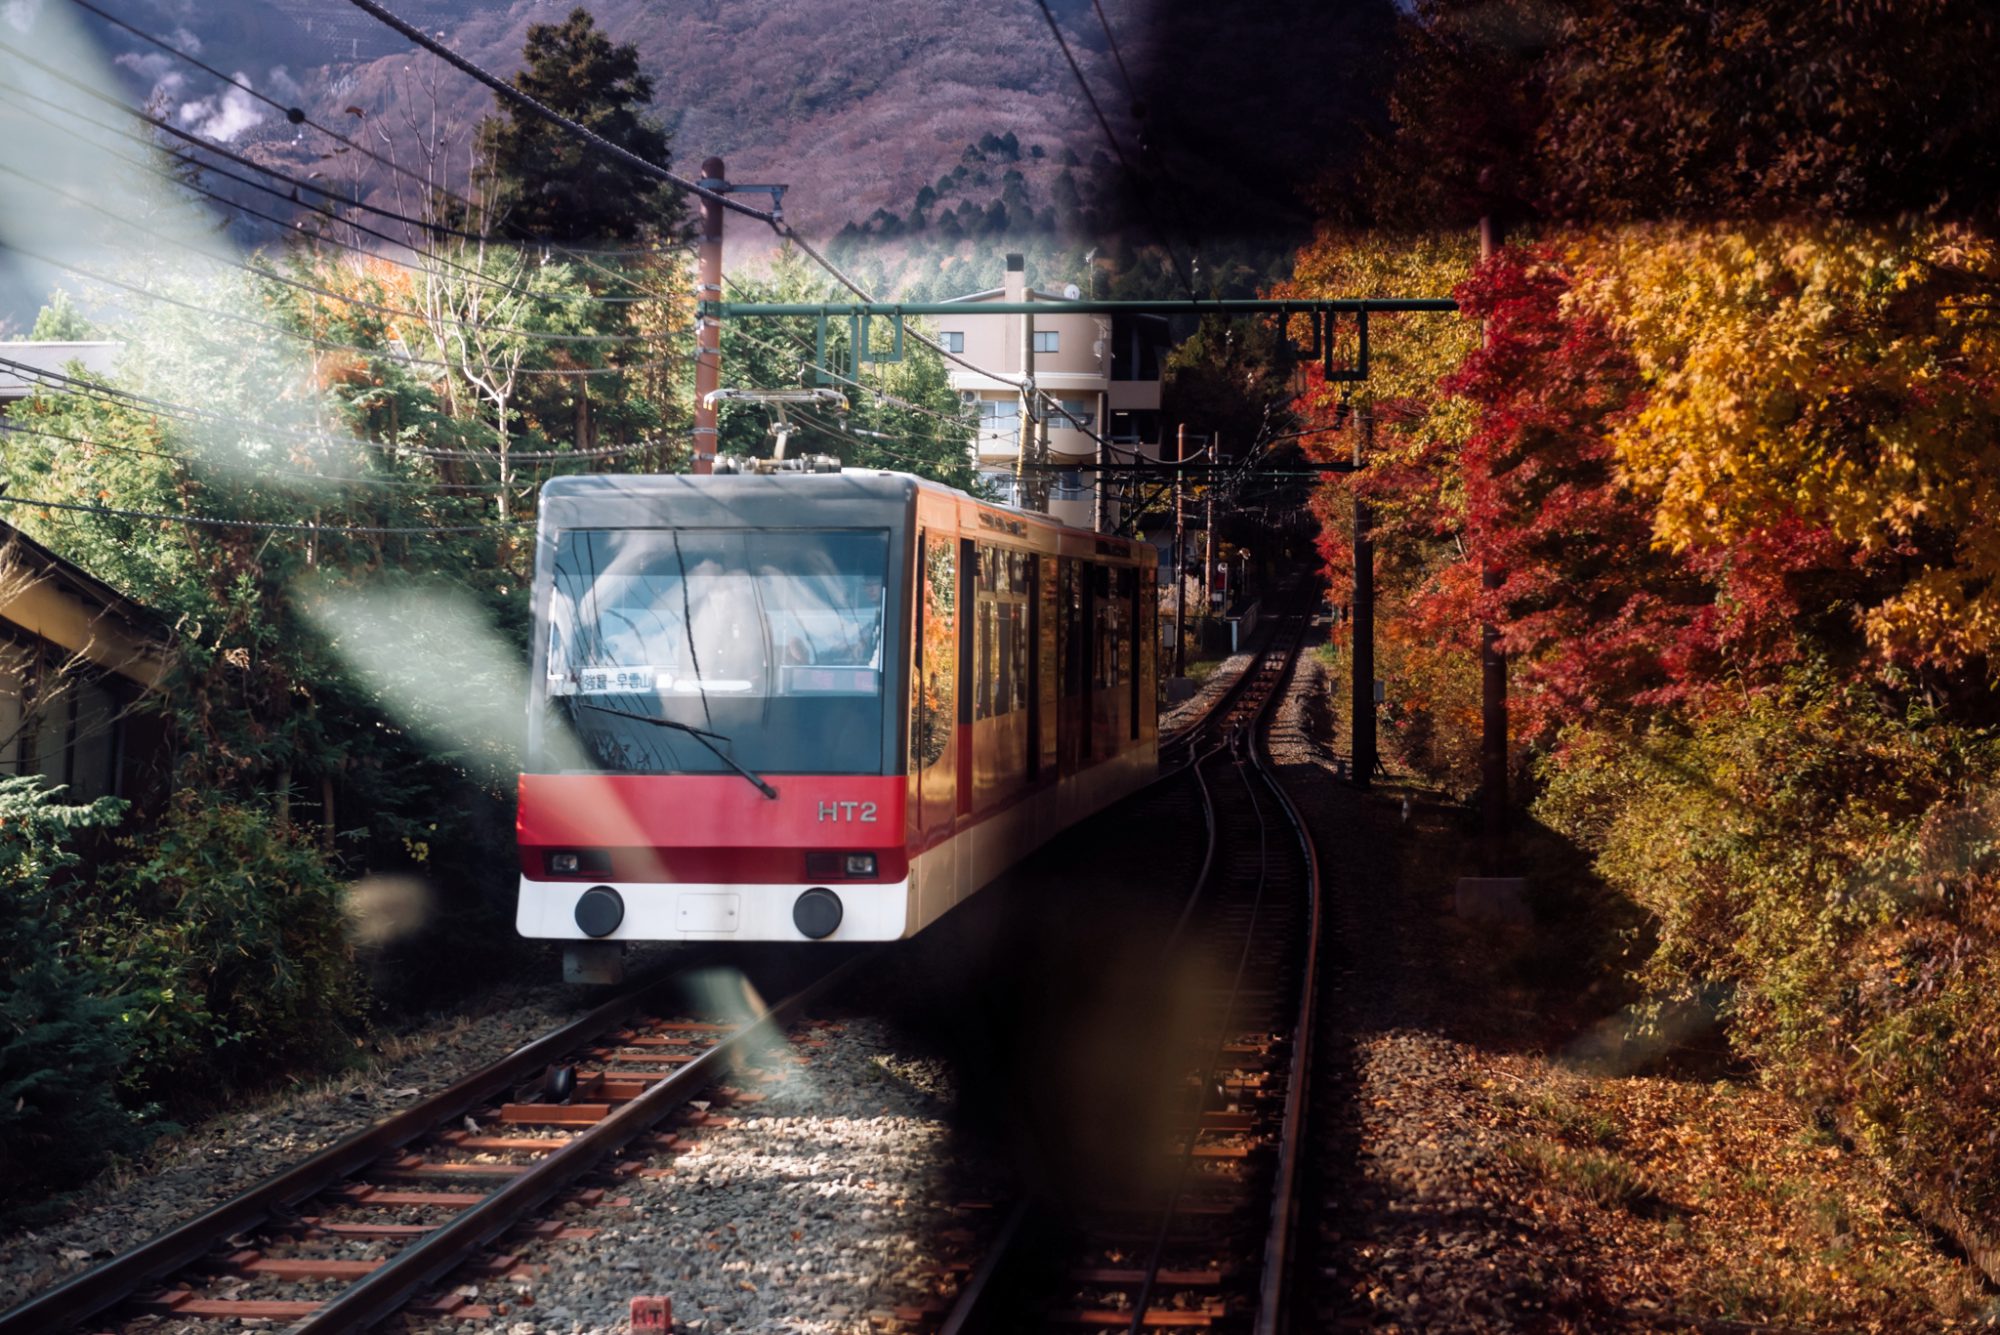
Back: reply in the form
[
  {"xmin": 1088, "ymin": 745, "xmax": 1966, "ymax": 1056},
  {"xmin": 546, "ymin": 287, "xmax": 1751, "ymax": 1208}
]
[{"xmin": 537, "ymin": 470, "xmax": 1147, "ymax": 559}]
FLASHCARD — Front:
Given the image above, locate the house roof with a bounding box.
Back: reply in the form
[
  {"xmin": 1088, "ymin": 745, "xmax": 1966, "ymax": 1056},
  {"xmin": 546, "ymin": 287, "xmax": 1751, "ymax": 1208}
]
[
  {"xmin": 0, "ymin": 521, "xmax": 170, "ymax": 687},
  {"xmin": 0, "ymin": 342, "xmax": 121, "ymax": 402}
]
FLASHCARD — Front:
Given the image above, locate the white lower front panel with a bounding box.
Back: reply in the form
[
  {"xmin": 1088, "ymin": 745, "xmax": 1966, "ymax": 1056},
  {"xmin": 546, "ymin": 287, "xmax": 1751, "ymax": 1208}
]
[{"xmin": 517, "ymin": 875, "xmax": 914, "ymax": 942}]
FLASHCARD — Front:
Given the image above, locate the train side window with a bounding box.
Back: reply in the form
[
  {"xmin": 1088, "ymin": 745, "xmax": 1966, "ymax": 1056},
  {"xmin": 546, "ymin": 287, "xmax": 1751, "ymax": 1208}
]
[
  {"xmin": 1092, "ymin": 564, "xmax": 1120, "ymax": 690},
  {"xmin": 912, "ymin": 534, "xmax": 955, "ymax": 769},
  {"xmin": 976, "ymin": 599, "xmax": 996, "ymax": 719},
  {"xmin": 1123, "ymin": 567, "xmax": 1140, "ymax": 737}
]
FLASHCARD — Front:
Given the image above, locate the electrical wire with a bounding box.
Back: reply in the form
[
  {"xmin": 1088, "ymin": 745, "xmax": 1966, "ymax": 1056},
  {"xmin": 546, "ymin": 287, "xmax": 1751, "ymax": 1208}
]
[
  {"xmin": 0, "ymin": 356, "xmax": 678, "ymax": 464},
  {"xmin": 1090, "ymin": 0, "xmax": 1141, "ymax": 107},
  {"xmin": 9, "ymin": 237, "xmax": 687, "ymax": 379},
  {"xmin": 335, "ymin": 0, "xmax": 1152, "ymax": 482},
  {"xmin": 0, "ymin": 82, "xmax": 672, "ymax": 310},
  {"xmin": 0, "ymin": 38, "xmax": 509, "ymax": 245},
  {"xmin": 0, "ymin": 164, "xmax": 668, "ymax": 347},
  {"xmin": 1027, "ymin": 0, "xmax": 1197, "ymax": 299},
  {"xmin": 0, "ymin": 418, "xmax": 513, "ymax": 491},
  {"xmin": 340, "ymin": 0, "xmax": 775, "ymax": 226},
  {"xmin": 0, "ymin": 492, "xmax": 527, "ymax": 534}
]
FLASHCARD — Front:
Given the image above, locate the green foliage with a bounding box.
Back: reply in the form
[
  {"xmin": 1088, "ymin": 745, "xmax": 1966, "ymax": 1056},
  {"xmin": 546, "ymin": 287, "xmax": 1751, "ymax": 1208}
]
[
  {"xmin": 0, "ymin": 778, "xmax": 143, "ymax": 1205},
  {"xmin": 476, "ymin": 8, "xmax": 683, "ymax": 243},
  {"xmin": 718, "ymin": 248, "xmax": 975, "ymax": 490},
  {"xmin": 89, "ymin": 796, "xmax": 364, "ymax": 1106},
  {"xmin": 1536, "ymin": 666, "xmax": 2000, "ymax": 1221},
  {"xmin": 28, "ymin": 287, "xmax": 93, "ymax": 341}
]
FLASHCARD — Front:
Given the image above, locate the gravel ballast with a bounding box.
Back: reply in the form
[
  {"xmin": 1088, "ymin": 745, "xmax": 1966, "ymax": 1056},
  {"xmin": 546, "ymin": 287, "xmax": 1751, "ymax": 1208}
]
[{"xmin": 0, "ymin": 972, "xmax": 634, "ymax": 1312}]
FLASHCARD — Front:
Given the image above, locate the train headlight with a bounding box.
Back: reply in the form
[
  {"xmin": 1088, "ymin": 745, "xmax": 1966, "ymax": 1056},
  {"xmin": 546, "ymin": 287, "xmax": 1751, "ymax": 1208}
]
[
  {"xmin": 547, "ymin": 850, "xmax": 609, "ymax": 876},
  {"xmin": 843, "ymin": 853, "xmax": 877, "ymax": 877},
  {"xmin": 550, "ymin": 852, "xmax": 580, "ymax": 874}
]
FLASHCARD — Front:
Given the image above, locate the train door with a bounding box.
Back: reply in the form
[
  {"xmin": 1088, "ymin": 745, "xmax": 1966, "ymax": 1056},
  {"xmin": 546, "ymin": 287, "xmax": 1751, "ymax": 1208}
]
[
  {"xmin": 909, "ymin": 531, "xmax": 958, "ymax": 851},
  {"xmin": 1057, "ymin": 558, "xmax": 1085, "ymax": 775},
  {"xmin": 956, "ymin": 537, "xmax": 976, "ymax": 820},
  {"xmin": 1126, "ymin": 565, "xmax": 1142, "ymax": 742},
  {"xmin": 1026, "ymin": 554, "xmax": 1043, "ymax": 781}
]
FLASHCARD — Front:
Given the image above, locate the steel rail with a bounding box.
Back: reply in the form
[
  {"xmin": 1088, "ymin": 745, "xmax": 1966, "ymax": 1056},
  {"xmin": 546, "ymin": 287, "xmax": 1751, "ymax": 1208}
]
[
  {"xmin": 939, "ymin": 614, "xmax": 1312, "ymax": 1334},
  {"xmin": 0, "ymin": 968, "xmax": 690, "ymax": 1335},
  {"xmin": 1249, "ymin": 649, "xmax": 1326, "ymax": 1335},
  {"xmin": 1127, "ymin": 622, "xmax": 1311, "ymax": 1334},
  {"xmin": 286, "ymin": 953, "xmax": 868, "ymax": 1332},
  {"xmin": 933, "ymin": 628, "xmax": 1264, "ymax": 1335}
]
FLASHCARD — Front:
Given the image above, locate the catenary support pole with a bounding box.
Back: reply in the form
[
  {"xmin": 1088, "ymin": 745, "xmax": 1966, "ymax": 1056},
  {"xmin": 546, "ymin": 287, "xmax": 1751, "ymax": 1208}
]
[
  {"xmin": 1478, "ymin": 213, "xmax": 1509, "ymax": 870},
  {"xmin": 1352, "ymin": 406, "xmax": 1376, "ymax": 789},
  {"xmin": 1202, "ymin": 436, "xmax": 1216, "ymax": 612},
  {"xmin": 693, "ymin": 156, "xmax": 725, "ymax": 475},
  {"xmin": 1173, "ymin": 421, "xmax": 1187, "ymax": 678}
]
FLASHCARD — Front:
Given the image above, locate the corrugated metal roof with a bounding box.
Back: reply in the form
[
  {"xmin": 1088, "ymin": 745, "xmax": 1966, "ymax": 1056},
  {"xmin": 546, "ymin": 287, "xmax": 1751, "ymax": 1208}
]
[{"xmin": 0, "ymin": 342, "xmax": 121, "ymax": 403}]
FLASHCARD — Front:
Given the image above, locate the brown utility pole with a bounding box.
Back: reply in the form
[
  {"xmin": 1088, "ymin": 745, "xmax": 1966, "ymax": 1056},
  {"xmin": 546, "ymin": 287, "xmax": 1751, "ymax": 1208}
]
[
  {"xmin": 1478, "ymin": 212, "xmax": 1509, "ymax": 871},
  {"xmin": 1011, "ymin": 254, "xmax": 1034, "ymax": 507},
  {"xmin": 1173, "ymin": 421, "xmax": 1187, "ymax": 677},
  {"xmin": 1093, "ymin": 430, "xmax": 1107, "ymax": 532},
  {"xmin": 1201, "ymin": 435, "xmax": 1216, "ymax": 611},
  {"xmin": 1352, "ymin": 405, "xmax": 1376, "ymax": 789},
  {"xmin": 692, "ymin": 156, "xmax": 726, "ymax": 475}
]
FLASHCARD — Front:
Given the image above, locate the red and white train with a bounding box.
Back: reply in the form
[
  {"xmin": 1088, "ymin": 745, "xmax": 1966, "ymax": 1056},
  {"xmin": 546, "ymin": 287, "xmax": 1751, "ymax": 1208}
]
[{"xmin": 517, "ymin": 468, "xmax": 1158, "ymax": 976}]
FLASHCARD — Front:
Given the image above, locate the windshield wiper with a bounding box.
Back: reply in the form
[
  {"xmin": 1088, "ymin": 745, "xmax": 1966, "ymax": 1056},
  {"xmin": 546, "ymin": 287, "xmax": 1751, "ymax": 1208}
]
[{"xmin": 573, "ymin": 701, "xmax": 779, "ymax": 800}]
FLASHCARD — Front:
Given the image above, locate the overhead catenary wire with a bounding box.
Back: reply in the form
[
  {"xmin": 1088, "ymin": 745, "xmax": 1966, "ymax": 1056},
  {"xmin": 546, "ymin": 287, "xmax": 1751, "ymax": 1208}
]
[
  {"xmin": 0, "ymin": 418, "xmax": 515, "ymax": 491},
  {"xmin": 0, "ymin": 165, "xmax": 672, "ymax": 347},
  {"xmin": 340, "ymin": 0, "xmax": 777, "ymax": 227},
  {"xmin": 7, "ymin": 29, "xmax": 696, "ymax": 270},
  {"xmin": 8, "ymin": 238, "xmax": 689, "ymax": 379},
  {"xmin": 0, "ymin": 356, "xmax": 678, "ymax": 463},
  {"xmin": 0, "ymin": 82, "xmax": 674, "ymax": 310},
  {"xmin": 1090, "ymin": 0, "xmax": 1141, "ymax": 107},
  {"xmin": 58, "ymin": 0, "xmax": 696, "ymax": 265},
  {"xmin": 0, "ymin": 492, "xmax": 530, "ymax": 534},
  {"xmin": 0, "ymin": 38, "xmax": 509, "ymax": 246},
  {"xmin": 1027, "ymin": 0, "xmax": 1198, "ymax": 300},
  {"xmin": 335, "ymin": 0, "xmax": 1157, "ymax": 480}
]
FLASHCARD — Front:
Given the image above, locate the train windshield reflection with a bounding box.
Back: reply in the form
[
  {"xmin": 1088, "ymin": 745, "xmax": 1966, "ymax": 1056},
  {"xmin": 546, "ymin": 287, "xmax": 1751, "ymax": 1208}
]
[{"xmin": 540, "ymin": 528, "xmax": 889, "ymax": 775}]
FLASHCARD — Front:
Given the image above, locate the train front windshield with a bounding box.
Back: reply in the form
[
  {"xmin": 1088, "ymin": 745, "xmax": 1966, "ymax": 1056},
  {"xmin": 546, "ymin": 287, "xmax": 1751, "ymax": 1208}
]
[{"xmin": 539, "ymin": 528, "xmax": 890, "ymax": 775}]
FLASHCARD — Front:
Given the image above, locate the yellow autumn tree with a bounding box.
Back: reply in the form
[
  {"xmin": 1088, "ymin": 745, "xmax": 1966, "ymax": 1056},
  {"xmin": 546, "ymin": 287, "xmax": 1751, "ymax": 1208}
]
[{"xmin": 1574, "ymin": 221, "xmax": 2000, "ymax": 669}]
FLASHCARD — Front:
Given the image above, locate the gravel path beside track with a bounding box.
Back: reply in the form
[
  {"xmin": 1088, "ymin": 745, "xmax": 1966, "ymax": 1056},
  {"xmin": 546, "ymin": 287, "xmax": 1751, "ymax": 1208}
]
[
  {"xmin": 1268, "ymin": 630, "xmax": 1994, "ymax": 1332},
  {"xmin": 1159, "ymin": 650, "xmax": 1254, "ymax": 734},
  {"xmin": 0, "ymin": 971, "xmax": 626, "ymax": 1311}
]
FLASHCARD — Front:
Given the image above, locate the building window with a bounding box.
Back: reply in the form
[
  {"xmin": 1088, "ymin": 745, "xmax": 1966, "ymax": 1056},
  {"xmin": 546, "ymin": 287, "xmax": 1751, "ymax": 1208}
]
[
  {"xmin": 939, "ymin": 331, "xmax": 965, "ymax": 353},
  {"xmin": 977, "ymin": 399, "xmax": 1020, "ymax": 441},
  {"xmin": 1032, "ymin": 330, "xmax": 1059, "ymax": 354},
  {"xmin": 1052, "ymin": 398, "xmax": 1096, "ymax": 433}
]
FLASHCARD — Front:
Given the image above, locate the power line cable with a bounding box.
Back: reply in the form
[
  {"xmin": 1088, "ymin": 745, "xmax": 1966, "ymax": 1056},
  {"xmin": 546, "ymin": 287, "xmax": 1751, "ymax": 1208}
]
[
  {"xmin": 0, "ymin": 356, "xmax": 677, "ymax": 463},
  {"xmin": 0, "ymin": 418, "xmax": 512, "ymax": 491},
  {"xmin": 1027, "ymin": 0, "xmax": 1197, "ymax": 300},
  {"xmin": 51, "ymin": 4, "xmax": 702, "ymax": 300},
  {"xmin": 10, "ymin": 237, "xmax": 687, "ymax": 378},
  {"xmin": 0, "ymin": 164, "xmax": 670, "ymax": 347},
  {"xmin": 0, "ymin": 38, "xmax": 507, "ymax": 245},
  {"xmin": 340, "ymin": 0, "xmax": 777, "ymax": 226},
  {"xmin": 0, "ymin": 492, "xmax": 527, "ymax": 534},
  {"xmin": 0, "ymin": 83, "xmax": 680, "ymax": 325},
  {"xmin": 8, "ymin": 32, "xmax": 697, "ymax": 276},
  {"xmin": 1089, "ymin": 0, "xmax": 1140, "ymax": 107},
  {"xmin": 0, "ymin": 82, "xmax": 671, "ymax": 309}
]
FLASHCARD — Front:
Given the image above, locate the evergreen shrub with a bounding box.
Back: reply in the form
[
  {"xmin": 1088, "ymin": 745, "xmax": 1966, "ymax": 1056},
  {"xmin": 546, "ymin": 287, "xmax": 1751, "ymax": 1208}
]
[
  {"xmin": 91, "ymin": 795, "xmax": 365, "ymax": 1110},
  {"xmin": 0, "ymin": 778, "xmax": 144, "ymax": 1205},
  {"xmin": 1537, "ymin": 665, "xmax": 2000, "ymax": 1226}
]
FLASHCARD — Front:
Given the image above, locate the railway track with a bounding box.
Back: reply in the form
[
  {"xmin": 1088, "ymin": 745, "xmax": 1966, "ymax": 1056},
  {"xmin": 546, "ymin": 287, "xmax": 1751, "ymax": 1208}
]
[
  {"xmin": 942, "ymin": 615, "xmax": 1322, "ymax": 1334},
  {"xmin": 0, "ymin": 957, "xmax": 864, "ymax": 1334}
]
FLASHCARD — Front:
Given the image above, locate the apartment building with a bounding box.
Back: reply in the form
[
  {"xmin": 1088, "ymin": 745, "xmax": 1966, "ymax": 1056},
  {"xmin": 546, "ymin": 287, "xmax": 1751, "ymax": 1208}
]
[{"xmin": 937, "ymin": 255, "xmax": 1168, "ymax": 531}]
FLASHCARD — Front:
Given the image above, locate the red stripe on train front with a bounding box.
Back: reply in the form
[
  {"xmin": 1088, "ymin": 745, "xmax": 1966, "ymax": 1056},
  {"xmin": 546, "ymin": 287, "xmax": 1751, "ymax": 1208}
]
[{"xmin": 519, "ymin": 773, "xmax": 904, "ymax": 846}]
